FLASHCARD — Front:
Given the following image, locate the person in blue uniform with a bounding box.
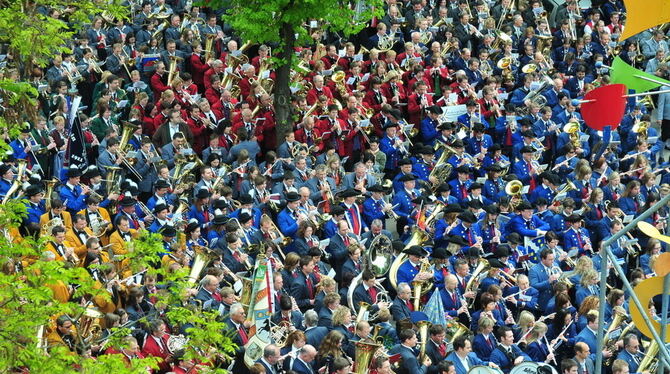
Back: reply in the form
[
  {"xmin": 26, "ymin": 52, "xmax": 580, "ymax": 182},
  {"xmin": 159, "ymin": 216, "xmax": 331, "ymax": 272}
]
[
  {"xmin": 392, "ymin": 158, "xmax": 416, "ymax": 193},
  {"xmin": 449, "ymin": 210, "xmax": 482, "ymax": 248},
  {"xmin": 277, "ymin": 191, "xmax": 302, "ymax": 238},
  {"xmin": 529, "ymin": 172, "xmax": 560, "ymax": 204},
  {"xmin": 420, "ymin": 105, "xmax": 441, "ymax": 145},
  {"xmin": 396, "ymin": 245, "xmax": 433, "ymax": 290},
  {"xmin": 512, "ymin": 145, "xmax": 540, "ymax": 191},
  {"xmin": 435, "ymin": 183, "xmax": 460, "ymax": 205},
  {"xmin": 507, "ymin": 201, "xmax": 550, "ymax": 241},
  {"xmin": 392, "ymin": 174, "xmax": 420, "ymax": 234},
  {"xmin": 59, "ymin": 167, "xmax": 90, "ymax": 214},
  {"xmin": 145, "ymin": 179, "xmax": 176, "ymax": 213},
  {"xmin": 362, "ymin": 184, "xmax": 390, "ymax": 228},
  {"xmin": 563, "ymin": 214, "xmax": 593, "ymax": 256},
  {"xmin": 448, "ymin": 165, "xmax": 474, "ymax": 203},
  {"xmin": 466, "ymin": 122, "xmax": 494, "ymax": 161},
  {"xmin": 412, "ymin": 145, "xmax": 435, "ymax": 183},
  {"xmin": 24, "ymin": 184, "xmax": 46, "ymax": 227},
  {"xmin": 379, "ymin": 112, "xmax": 405, "ymax": 172},
  {"xmin": 0, "ymin": 164, "xmax": 13, "ymax": 199},
  {"xmin": 483, "ymin": 164, "xmax": 506, "ymax": 203}
]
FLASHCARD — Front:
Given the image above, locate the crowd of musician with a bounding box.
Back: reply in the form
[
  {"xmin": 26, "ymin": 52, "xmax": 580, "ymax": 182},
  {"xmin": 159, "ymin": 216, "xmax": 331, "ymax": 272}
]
[{"xmin": 4, "ymin": 0, "xmax": 670, "ymax": 373}]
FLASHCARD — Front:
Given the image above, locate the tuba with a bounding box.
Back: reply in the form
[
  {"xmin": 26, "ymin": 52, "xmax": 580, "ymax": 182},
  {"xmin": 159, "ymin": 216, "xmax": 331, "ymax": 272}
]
[
  {"xmin": 505, "ymin": 180, "xmax": 524, "ymax": 209},
  {"xmin": 429, "ymin": 146, "xmax": 455, "ymax": 192},
  {"xmin": 188, "ymin": 244, "xmax": 216, "ymax": 284},
  {"xmin": 551, "ymin": 181, "xmax": 577, "ymax": 206},
  {"xmin": 44, "ymin": 178, "xmax": 59, "ymax": 211},
  {"xmin": 90, "ymin": 215, "xmax": 110, "ymax": 238},
  {"xmin": 416, "ymin": 319, "xmax": 432, "ymax": 361},
  {"xmin": 353, "ymin": 339, "xmax": 383, "ymax": 374},
  {"xmin": 464, "ymin": 259, "xmax": 490, "ymax": 307},
  {"xmin": 563, "ymin": 120, "xmax": 582, "ymax": 148},
  {"xmin": 412, "ymin": 259, "xmax": 432, "ymax": 311},
  {"xmin": 366, "ymin": 234, "xmax": 393, "ymax": 277},
  {"xmin": 638, "ymin": 340, "xmax": 659, "ymax": 373},
  {"xmin": 348, "ymin": 272, "xmax": 390, "ymax": 323},
  {"xmin": 389, "ymin": 228, "xmax": 429, "ymax": 290},
  {"xmin": 632, "ymin": 120, "xmax": 649, "ymax": 140},
  {"xmin": 2, "ymin": 159, "xmax": 27, "ymax": 204},
  {"xmin": 167, "ymin": 334, "xmax": 189, "ymax": 353}
]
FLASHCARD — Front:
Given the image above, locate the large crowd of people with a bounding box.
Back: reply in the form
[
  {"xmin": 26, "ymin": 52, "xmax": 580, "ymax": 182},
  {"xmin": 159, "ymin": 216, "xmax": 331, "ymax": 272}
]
[{"xmin": 3, "ymin": 0, "xmax": 670, "ymax": 373}]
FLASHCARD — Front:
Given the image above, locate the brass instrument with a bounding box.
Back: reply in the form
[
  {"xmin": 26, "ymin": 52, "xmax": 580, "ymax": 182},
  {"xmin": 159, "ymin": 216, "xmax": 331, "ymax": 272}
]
[
  {"xmin": 353, "ymin": 339, "xmax": 383, "ymax": 374},
  {"xmin": 632, "ymin": 120, "xmax": 649, "ymax": 140},
  {"xmin": 270, "ymin": 320, "xmax": 292, "ymax": 347},
  {"xmin": 497, "ymin": 56, "xmax": 514, "ymax": 80},
  {"xmin": 77, "ymin": 308, "xmax": 104, "ymax": 345},
  {"xmin": 417, "ymin": 319, "xmax": 432, "ymax": 361},
  {"xmin": 366, "ymin": 233, "xmax": 394, "ymax": 277},
  {"xmin": 166, "ymin": 334, "xmax": 189, "ymax": 353},
  {"xmin": 188, "ymin": 244, "xmax": 216, "ymax": 284},
  {"xmin": 465, "ymin": 259, "xmax": 491, "ymax": 307},
  {"xmin": 2, "ymin": 159, "xmax": 27, "ymax": 204},
  {"xmin": 222, "ymin": 40, "xmax": 253, "ymax": 91},
  {"xmin": 204, "ymin": 33, "xmax": 216, "ymax": 62},
  {"xmin": 551, "ymin": 181, "xmax": 577, "ymax": 206},
  {"xmin": 564, "ymin": 120, "xmax": 582, "ymax": 148},
  {"xmin": 331, "ymin": 70, "xmax": 348, "ymax": 98},
  {"xmin": 117, "ymin": 121, "xmax": 142, "ymax": 180},
  {"xmin": 429, "ymin": 146, "xmax": 455, "ymax": 191},
  {"xmin": 412, "ymin": 259, "xmax": 432, "ymax": 311},
  {"xmin": 44, "ymin": 178, "xmax": 59, "ymax": 211},
  {"xmin": 505, "ymin": 180, "xmax": 524, "ymax": 209},
  {"xmin": 389, "ymin": 228, "xmax": 430, "ymax": 289},
  {"xmin": 166, "ymin": 55, "xmax": 183, "ymax": 85},
  {"xmin": 638, "ymin": 340, "xmax": 659, "ymax": 373},
  {"xmin": 90, "ymin": 214, "xmax": 110, "ymax": 238}
]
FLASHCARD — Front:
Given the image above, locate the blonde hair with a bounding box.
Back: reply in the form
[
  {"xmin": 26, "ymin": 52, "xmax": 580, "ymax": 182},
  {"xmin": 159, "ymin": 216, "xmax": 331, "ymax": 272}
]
[{"xmin": 331, "ymin": 306, "xmax": 351, "ymax": 326}]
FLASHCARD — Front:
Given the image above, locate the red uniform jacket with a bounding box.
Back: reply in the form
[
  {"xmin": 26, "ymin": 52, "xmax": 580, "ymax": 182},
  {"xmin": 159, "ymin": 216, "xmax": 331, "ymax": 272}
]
[
  {"xmin": 189, "ymin": 54, "xmax": 209, "ymax": 91},
  {"xmin": 407, "ymin": 93, "xmax": 434, "ymax": 126},
  {"xmin": 150, "ymin": 73, "xmax": 170, "ymax": 100},
  {"xmin": 381, "ymin": 81, "xmax": 408, "ymax": 103},
  {"xmin": 141, "ymin": 333, "xmax": 171, "ymax": 372},
  {"xmin": 363, "ymin": 89, "xmax": 387, "ymax": 112},
  {"xmin": 256, "ymin": 106, "xmax": 277, "ymax": 150},
  {"xmin": 306, "ymin": 86, "xmax": 334, "ymax": 106}
]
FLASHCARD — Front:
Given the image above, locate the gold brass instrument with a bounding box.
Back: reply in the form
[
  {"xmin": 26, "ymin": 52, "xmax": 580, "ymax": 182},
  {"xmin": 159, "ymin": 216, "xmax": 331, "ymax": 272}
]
[
  {"xmin": 497, "ymin": 56, "xmax": 514, "ymax": 80},
  {"xmin": 77, "ymin": 308, "xmax": 104, "ymax": 345},
  {"xmin": 366, "ymin": 234, "xmax": 394, "ymax": 277},
  {"xmin": 90, "ymin": 214, "xmax": 110, "ymax": 238},
  {"xmin": 563, "ymin": 120, "xmax": 582, "ymax": 148},
  {"xmin": 429, "ymin": 146, "xmax": 455, "ymax": 191},
  {"xmin": 521, "ymin": 63, "xmax": 538, "ymax": 74},
  {"xmin": 2, "ymin": 159, "xmax": 27, "ymax": 204},
  {"xmin": 166, "ymin": 334, "xmax": 189, "ymax": 354},
  {"xmin": 262, "ymin": 213, "xmax": 292, "ymax": 248},
  {"xmin": 331, "ymin": 70, "xmax": 348, "ymax": 98},
  {"xmin": 419, "ymin": 31, "xmax": 432, "ymax": 45},
  {"xmin": 465, "ymin": 259, "xmax": 490, "ymax": 307},
  {"xmin": 348, "ymin": 272, "xmax": 390, "ymax": 323},
  {"xmin": 551, "ymin": 181, "xmax": 577, "ymax": 206},
  {"xmin": 505, "ymin": 180, "xmax": 524, "ymax": 209},
  {"xmin": 412, "ymin": 259, "xmax": 432, "ymax": 311},
  {"xmin": 377, "ymin": 34, "xmax": 396, "ymax": 52},
  {"xmin": 270, "ymin": 320, "xmax": 292, "ymax": 348},
  {"xmin": 354, "ymin": 339, "xmax": 383, "ymax": 374},
  {"xmin": 638, "ymin": 340, "xmax": 659, "ymax": 373},
  {"xmin": 632, "ymin": 120, "xmax": 649, "ymax": 140},
  {"xmin": 222, "ymin": 40, "xmax": 253, "ymax": 91},
  {"xmin": 424, "ymin": 202, "xmax": 445, "ymax": 230},
  {"xmin": 117, "ymin": 121, "xmax": 143, "ymax": 180},
  {"xmin": 188, "ymin": 244, "xmax": 216, "ymax": 284},
  {"xmin": 166, "ymin": 55, "xmax": 184, "ymax": 85},
  {"xmin": 204, "ymin": 33, "xmax": 216, "ymax": 62},
  {"xmin": 417, "ymin": 319, "xmax": 432, "ymax": 361},
  {"xmin": 389, "ymin": 228, "xmax": 430, "ymax": 290},
  {"xmin": 44, "ymin": 178, "xmax": 59, "ymax": 211}
]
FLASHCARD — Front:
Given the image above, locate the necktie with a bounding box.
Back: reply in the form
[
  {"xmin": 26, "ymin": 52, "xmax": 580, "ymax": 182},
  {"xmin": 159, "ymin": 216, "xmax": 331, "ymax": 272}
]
[
  {"xmin": 306, "ymin": 276, "xmax": 314, "ymax": 299},
  {"xmin": 584, "ymin": 365, "xmax": 588, "ymax": 374},
  {"xmin": 576, "ymin": 231, "xmax": 583, "ymax": 248},
  {"xmin": 451, "ymin": 291, "xmax": 457, "ymax": 304},
  {"xmin": 439, "ymin": 343, "xmax": 447, "ymax": 357},
  {"xmin": 344, "ymin": 235, "xmax": 350, "ymax": 246},
  {"xmin": 406, "ymin": 299, "xmax": 414, "ymax": 311},
  {"xmin": 349, "ymin": 206, "xmax": 360, "ymax": 234},
  {"xmin": 238, "ymin": 325, "xmax": 249, "ymax": 344},
  {"xmin": 368, "ymin": 286, "xmax": 377, "ymax": 301}
]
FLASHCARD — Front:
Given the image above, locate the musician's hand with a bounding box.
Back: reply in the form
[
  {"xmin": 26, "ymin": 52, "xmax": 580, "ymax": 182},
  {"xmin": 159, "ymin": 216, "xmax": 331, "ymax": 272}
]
[
  {"xmin": 240, "ymin": 253, "xmax": 249, "ymax": 263},
  {"xmin": 575, "ymin": 146, "xmax": 584, "ymax": 155},
  {"xmin": 463, "ymin": 291, "xmax": 475, "ymax": 299},
  {"xmin": 144, "ymin": 215, "xmax": 154, "ymax": 223},
  {"xmin": 549, "ymin": 273, "xmax": 559, "ymax": 282},
  {"xmin": 514, "ymin": 356, "xmax": 524, "ymax": 365},
  {"xmin": 423, "ymin": 356, "xmax": 432, "ymax": 367},
  {"xmin": 458, "ymin": 305, "xmax": 468, "ymax": 314},
  {"xmin": 489, "ymin": 363, "xmax": 500, "ymax": 369},
  {"xmin": 506, "ymin": 296, "xmax": 517, "ymax": 304},
  {"xmin": 546, "ymin": 353, "xmax": 555, "ymax": 363},
  {"xmin": 81, "ymin": 185, "xmax": 91, "ymax": 195},
  {"xmin": 603, "ymin": 349, "xmax": 612, "ymax": 358},
  {"xmin": 379, "ymin": 301, "xmax": 389, "ymax": 309},
  {"xmin": 114, "ymin": 156, "xmax": 124, "ymax": 165},
  {"xmin": 108, "ymin": 192, "xmax": 119, "ymax": 201}
]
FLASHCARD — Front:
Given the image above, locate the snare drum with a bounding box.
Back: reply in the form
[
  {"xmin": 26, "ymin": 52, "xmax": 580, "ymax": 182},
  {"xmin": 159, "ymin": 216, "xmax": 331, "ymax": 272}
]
[
  {"xmin": 469, "ymin": 365, "xmax": 504, "ymax": 374},
  {"xmin": 510, "ymin": 361, "xmax": 540, "ymax": 374}
]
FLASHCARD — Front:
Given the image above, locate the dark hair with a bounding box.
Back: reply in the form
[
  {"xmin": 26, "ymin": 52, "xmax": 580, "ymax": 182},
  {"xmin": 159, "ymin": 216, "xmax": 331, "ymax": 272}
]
[
  {"xmin": 399, "ymin": 328, "xmax": 416, "ymax": 343},
  {"xmin": 453, "ymin": 335, "xmax": 470, "ymax": 351}
]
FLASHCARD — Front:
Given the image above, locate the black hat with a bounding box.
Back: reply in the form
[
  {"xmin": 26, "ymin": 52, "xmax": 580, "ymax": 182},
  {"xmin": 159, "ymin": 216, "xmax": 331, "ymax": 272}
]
[
  {"xmin": 153, "ymin": 203, "xmax": 169, "ymax": 214},
  {"xmin": 331, "ymin": 205, "xmax": 346, "ymax": 215},
  {"xmin": 368, "ymin": 136, "xmax": 380, "ymax": 144},
  {"xmin": 83, "ymin": 165, "xmax": 101, "ymax": 179},
  {"xmin": 238, "ymin": 212, "xmax": 253, "ymax": 223},
  {"xmin": 398, "ymin": 174, "xmax": 416, "ymax": 182},
  {"xmin": 506, "ymin": 232, "xmax": 523, "ymax": 244},
  {"xmin": 452, "ymin": 139, "xmax": 464, "ymax": 148},
  {"xmin": 431, "ymin": 247, "xmax": 449, "ymax": 259},
  {"xmin": 472, "ymin": 122, "xmax": 486, "ymax": 133},
  {"xmin": 448, "ymin": 235, "xmax": 469, "ymax": 246},
  {"xmin": 0, "ymin": 164, "xmax": 11, "ymax": 176},
  {"xmin": 185, "ymin": 219, "xmax": 200, "ymax": 233},
  {"xmin": 483, "ymin": 204, "xmax": 500, "ymax": 215},
  {"xmin": 412, "ymin": 195, "xmax": 431, "ymax": 205},
  {"xmin": 195, "ymin": 187, "xmax": 211, "ymax": 199},
  {"xmin": 565, "ymin": 213, "xmax": 583, "ymax": 222},
  {"xmin": 534, "ymin": 197, "xmax": 549, "ymax": 206},
  {"xmin": 286, "ymin": 191, "xmax": 300, "ymax": 202},
  {"xmin": 383, "ymin": 121, "xmax": 399, "ymax": 130},
  {"xmin": 212, "ymin": 198, "xmax": 227, "ymax": 209},
  {"xmin": 488, "ymin": 258, "xmax": 506, "ymax": 269},
  {"xmin": 438, "ymin": 122, "xmax": 454, "ymax": 131},
  {"xmin": 457, "ymin": 211, "xmax": 477, "ymax": 223},
  {"xmin": 25, "ymin": 184, "xmax": 42, "ymax": 197},
  {"xmin": 516, "ymin": 201, "xmax": 533, "ymax": 211},
  {"xmin": 119, "ymin": 196, "xmax": 136, "ymax": 207},
  {"xmin": 420, "ymin": 145, "xmax": 435, "ymax": 155},
  {"xmin": 468, "ymin": 182, "xmax": 483, "ymax": 191},
  {"xmin": 238, "ymin": 194, "xmax": 253, "ymax": 205},
  {"xmin": 390, "ymin": 109, "xmax": 403, "ymax": 120},
  {"xmin": 468, "ymin": 199, "xmax": 483, "ymax": 209},
  {"xmin": 486, "ymin": 164, "xmax": 503, "ymax": 172},
  {"xmin": 212, "ymin": 214, "xmax": 228, "ymax": 225},
  {"xmin": 445, "ymin": 203, "xmax": 463, "ymax": 214},
  {"xmin": 283, "ymin": 172, "xmax": 296, "ymax": 180},
  {"xmin": 154, "ymin": 179, "xmax": 170, "ymax": 189},
  {"xmin": 489, "ymin": 144, "xmax": 502, "ymax": 153},
  {"xmin": 466, "ymin": 246, "xmax": 481, "ymax": 258},
  {"xmin": 368, "ymin": 184, "xmax": 385, "ymax": 193},
  {"xmin": 436, "ymin": 183, "xmax": 451, "ymax": 193},
  {"xmin": 455, "ymin": 165, "xmax": 470, "ymax": 174},
  {"xmin": 67, "ymin": 167, "xmax": 82, "ymax": 178},
  {"xmin": 340, "ymin": 188, "xmax": 360, "ymax": 198},
  {"xmin": 398, "ymin": 158, "xmax": 412, "ymax": 166},
  {"xmin": 159, "ymin": 225, "xmax": 177, "ymax": 237},
  {"xmin": 520, "ymin": 145, "xmax": 536, "ymax": 154},
  {"xmin": 427, "ymin": 105, "xmax": 442, "ymax": 115},
  {"xmin": 494, "ymin": 244, "xmax": 511, "ymax": 258},
  {"xmin": 404, "ymin": 245, "xmax": 428, "ymax": 257},
  {"xmin": 521, "ymin": 129, "xmax": 536, "ymax": 137}
]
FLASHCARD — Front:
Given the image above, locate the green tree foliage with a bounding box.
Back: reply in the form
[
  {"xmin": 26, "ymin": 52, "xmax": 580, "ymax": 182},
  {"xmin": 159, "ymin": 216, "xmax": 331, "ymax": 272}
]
[
  {"xmin": 216, "ymin": 0, "xmax": 383, "ymax": 142},
  {"xmin": 0, "ymin": 200, "xmax": 235, "ymax": 372}
]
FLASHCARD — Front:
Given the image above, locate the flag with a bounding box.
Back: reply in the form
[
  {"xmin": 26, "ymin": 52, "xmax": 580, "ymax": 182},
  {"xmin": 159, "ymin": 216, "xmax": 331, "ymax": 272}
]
[
  {"xmin": 243, "ymin": 256, "xmax": 274, "ymax": 368},
  {"xmin": 610, "ymin": 57, "xmax": 670, "ymax": 93},
  {"xmin": 64, "ymin": 111, "xmax": 88, "ymax": 170},
  {"xmin": 620, "ymin": 0, "xmax": 670, "ymax": 40},
  {"xmin": 416, "ymin": 201, "xmax": 426, "ymax": 230},
  {"xmin": 422, "ymin": 289, "xmax": 447, "ymax": 327},
  {"xmin": 524, "ymin": 236, "xmax": 545, "ymax": 263}
]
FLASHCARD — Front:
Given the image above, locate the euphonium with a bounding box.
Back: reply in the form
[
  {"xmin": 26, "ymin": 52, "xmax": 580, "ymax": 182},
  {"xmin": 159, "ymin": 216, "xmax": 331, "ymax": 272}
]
[
  {"xmin": 632, "ymin": 120, "xmax": 649, "ymax": 139},
  {"xmin": 44, "ymin": 178, "xmax": 59, "ymax": 211},
  {"xmin": 389, "ymin": 228, "xmax": 430, "ymax": 289},
  {"xmin": 2, "ymin": 159, "xmax": 27, "ymax": 204},
  {"xmin": 412, "ymin": 259, "xmax": 432, "ymax": 311},
  {"xmin": 505, "ymin": 180, "xmax": 524, "ymax": 209},
  {"xmin": 188, "ymin": 244, "xmax": 216, "ymax": 284},
  {"xmin": 353, "ymin": 339, "xmax": 383, "ymax": 374},
  {"xmin": 465, "ymin": 259, "xmax": 490, "ymax": 307},
  {"xmin": 416, "ymin": 319, "xmax": 432, "ymax": 361},
  {"xmin": 357, "ymin": 302, "xmax": 371, "ymax": 323},
  {"xmin": 430, "ymin": 148, "xmax": 455, "ymax": 191},
  {"xmin": 331, "ymin": 71, "xmax": 348, "ymax": 97},
  {"xmin": 563, "ymin": 120, "xmax": 581, "ymax": 148},
  {"xmin": 637, "ymin": 340, "xmax": 659, "ymax": 373},
  {"xmin": 551, "ymin": 181, "xmax": 577, "ymax": 205},
  {"xmin": 366, "ymin": 234, "xmax": 393, "ymax": 277}
]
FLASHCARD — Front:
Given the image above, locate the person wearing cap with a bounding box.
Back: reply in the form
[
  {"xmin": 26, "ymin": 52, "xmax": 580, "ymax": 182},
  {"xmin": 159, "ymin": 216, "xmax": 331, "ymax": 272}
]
[
  {"xmin": 529, "ymin": 172, "xmax": 560, "ymax": 204},
  {"xmin": 507, "ymin": 201, "xmax": 549, "ymax": 240},
  {"xmin": 412, "ymin": 145, "xmax": 435, "ymax": 182},
  {"xmin": 82, "ymin": 166, "xmax": 116, "ymax": 209},
  {"xmin": 59, "ymin": 167, "xmax": 92, "ymax": 214},
  {"xmin": 448, "ymin": 165, "xmax": 473, "ymax": 203},
  {"xmin": 392, "ymin": 158, "xmax": 416, "ymax": 193},
  {"xmin": 145, "ymin": 179, "xmax": 176, "ymax": 213},
  {"xmin": 116, "ymin": 195, "xmax": 145, "ymax": 230},
  {"xmin": 465, "ymin": 123, "xmax": 493, "ymax": 164},
  {"xmin": 445, "ymin": 139, "xmax": 473, "ymax": 172},
  {"xmin": 24, "ymin": 185, "xmax": 46, "ymax": 225},
  {"xmin": 478, "ymin": 204, "xmax": 501, "ymax": 253},
  {"xmin": 533, "ymin": 197, "xmax": 554, "ymax": 224},
  {"xmin": 9, "ymin": 126, "xmax": 35, "ymax": 165},
  {"xmin": 188, "ymin": 187, "xmax": 212, "ymax": 228},
  {"xmin": 481, "ymin": 144, "xmax": 510, "ymax": 174},
  {"xmin": 482, "ymin": 164, "xmax": 505, "ymax": 203},
  {"xmin": 272, "ymin": 172, "xmax": 299, "ymax": 204},
  {"xmin": 237, "ymin": 211, "xmax": 260, "ymax": 247},
  {"xmin": 435, "ymin": 122, "xmax": 457, "ymax": 151},
  {"xmin": 362, "ymin": 185, "xmax": 394, "ymax": 228},
  {"xmin": 323, "ymin": 205, "xmax": 346, "ymax": 238},
  {"xmin": 513, "ymin": 145, "xmax": 539, "ymax": 191},
  {"xmin": 147, "ymin": 203, "xmax": 170, "ymax": 233},
  {"xmin": 430, "ymin": 246, "xmax": 450, "ymax": 290},
  {"xmin": 379, "ymin": 115, "xmax": 406, "ymax": 171},
  {"xmin": 465, "ymin": 182, "xmax": 493, "ymax": 207},
  {"xmin": 77, "ymin": 195, "xmax": 113, "ymax": 244},
  {"xmin": 392, "ymin": 173, "xmax": 420, "ymax": 234},
  {"xmin": 420, "ymin": 105, "xmax": 441, "ymax": 145},
  {"xmin": 339, "ymin": 188, "xmax": 367, "ymax": 236},
  {"xmin": 277, "ymin": 191, "xmax": 304, "ymax": 238},
  {"xmin": 563, "ymin": 214, "xmax": 592, "ymax": 256},
  {"xmin": 435, "ymin": 183, "xmax": 459, "ymax": 205},
  {"xmin": 549, "ymin": 198, "xmax": 576, "ymax": 240},
  {"xmin": 396, "ymin": 245, "xmax": 433, "ymax": 289}
]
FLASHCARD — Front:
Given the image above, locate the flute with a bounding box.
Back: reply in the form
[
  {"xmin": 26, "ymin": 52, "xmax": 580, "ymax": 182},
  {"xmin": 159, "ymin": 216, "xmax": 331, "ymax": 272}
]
[{"xmin": 543, "ymin": 335, "xmax": 557, "ymax": 365}]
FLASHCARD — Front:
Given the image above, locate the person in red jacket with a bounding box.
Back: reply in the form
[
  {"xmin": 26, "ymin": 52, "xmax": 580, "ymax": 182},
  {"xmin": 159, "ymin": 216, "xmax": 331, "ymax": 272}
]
[
  {"xmin": 238, "ymin": 64, "xmax": 256, "ymax": 100},
  {"xmin": 141, "ymin": 319, "xmax": 172, "ymax": 372},
  {"xmin": 407, "ymin": 80, "xmax": 433, "ymax": 127},
  {"xmin": 186, "ymin": 105, "xmax": 208, "ymax": 153},
  {"xmin": 189, "ymin": 43, "xmax": 211, "ymax": 92},
  {"xmin": 204, "ymin": 75, "xmax": 223, "ymax": 107},
  {"xmin": 321, "ymin": 104, "xmax": 359, "ymax": 159},
  {"xmin": 104, "ymin": 336, "xmax": 146, "ymax": 368},
  {"xmin": 363, "ymin": 77, "xmax": 387, "ymax": 113},
  {"xmin": 255, "ymin": 93, "xmax": 277, "ymax": 151},
  {"xmin": 150, "ymin": 62, "xmax": 170, "ymax": 100},
  {"xmin": 306, "ymin": 75, "xmax": 334, "ymax": 105},
  {"xmin": 320, "ymin": 44, "xmax": 339, "ymax": 69},
  {"xmin": 250, "ymin": 44, "xmax": 270, "ymax": 71},
  {"xmin": 381, "ymin": 70, "xmax": 408, "ymax": 107},
  {"xmin": 202, "ymin": 59, "xmax": 224, "ymax": 91}
]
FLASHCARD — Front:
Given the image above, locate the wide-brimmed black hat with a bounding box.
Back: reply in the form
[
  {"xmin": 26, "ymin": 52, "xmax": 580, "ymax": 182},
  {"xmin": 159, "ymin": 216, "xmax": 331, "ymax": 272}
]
[{"xmin": 404, "ymin": 245, "xmax": 429, "ymax": 257}]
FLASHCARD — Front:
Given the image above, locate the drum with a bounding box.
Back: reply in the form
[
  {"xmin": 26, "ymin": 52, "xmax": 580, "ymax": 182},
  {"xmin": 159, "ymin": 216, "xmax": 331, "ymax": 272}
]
[
  {"xmin": 469, "ymin": 365, "xmax": 504, "ymax": 374},
  {"xmin": 510, "ymin": 361, "xmax": 540, "ymax": 374}
]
